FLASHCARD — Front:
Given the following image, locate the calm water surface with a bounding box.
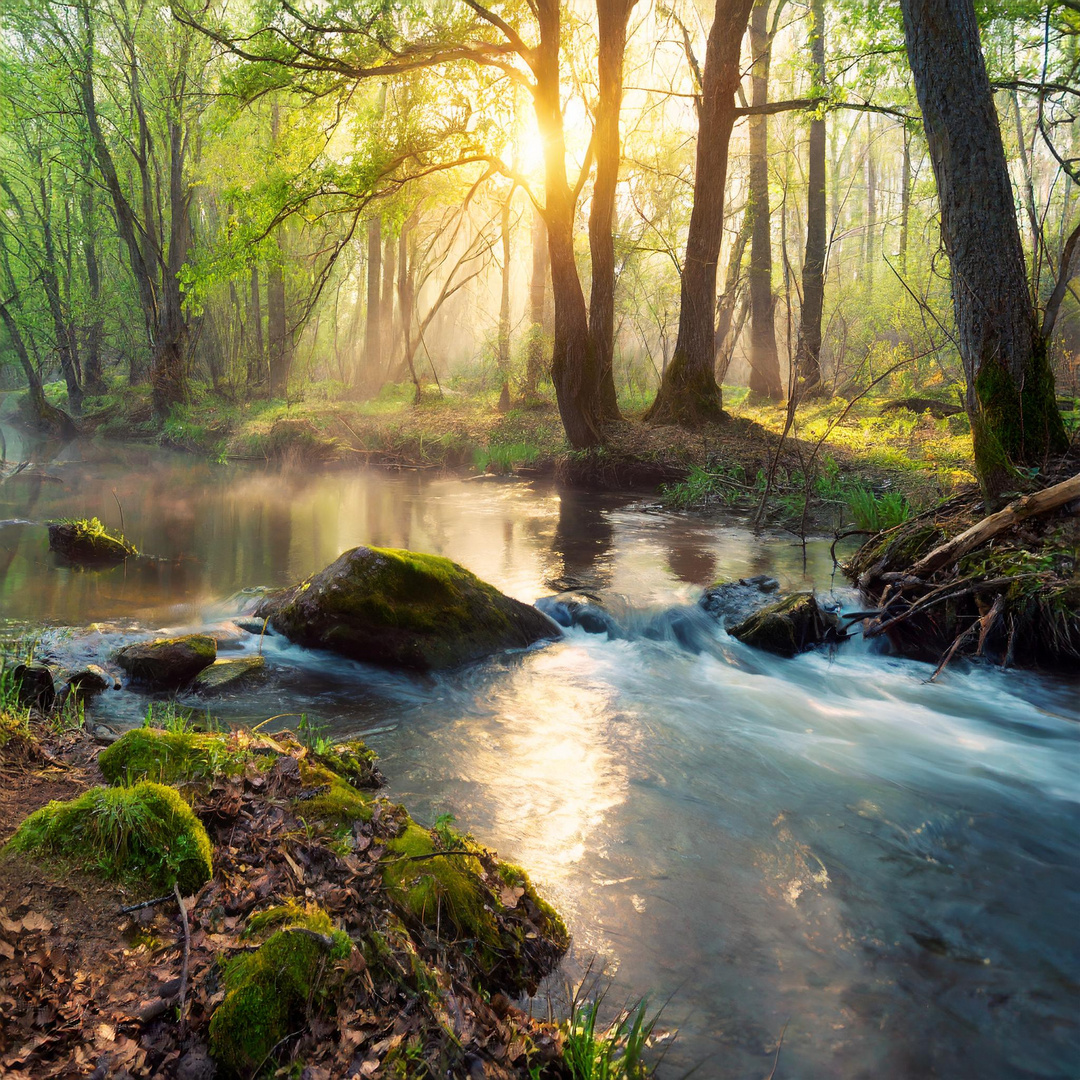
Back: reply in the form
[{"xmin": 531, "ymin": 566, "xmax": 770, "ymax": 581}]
[{"xmin": 2, "ymin": 434, "xmax": 1078, "ymax": 1079}]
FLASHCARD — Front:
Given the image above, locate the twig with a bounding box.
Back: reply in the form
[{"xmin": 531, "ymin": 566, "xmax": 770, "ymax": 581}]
[
  {"xmin": 119, "ymin": 893, "xmax": 173, "ymax": 915},
  {"xmin": 111, "ymin": 488, "xmax": 125, "ymax": 538},
  {"xmin": 764, "ymin": 1018, "xmax": 789, "ymax": 1080},
  {"xmin": 173, "ymin": 883, "xmax": 190, "ymax": 1029}
]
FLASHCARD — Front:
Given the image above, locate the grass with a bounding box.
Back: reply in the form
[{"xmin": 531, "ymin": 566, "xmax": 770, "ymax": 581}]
[{"xmin": 561, "ymin": 993, "xmax": 660, "ymax": 1080}]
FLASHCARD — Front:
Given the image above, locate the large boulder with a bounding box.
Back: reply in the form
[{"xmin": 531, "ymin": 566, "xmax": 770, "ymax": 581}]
[
  {"xmin": 727, "ymin": 592, "xmax": 845, "ymax": 658},
  {"xmin": 115, "ymin": 634, "xmax": 217, "ymax": 688},
  {"xmin": 254, "ymin": 546, "xmax": 559, "ymax": 670}
]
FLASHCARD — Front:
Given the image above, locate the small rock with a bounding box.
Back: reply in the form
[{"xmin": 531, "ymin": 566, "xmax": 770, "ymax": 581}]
[
  {"xmin": 115, "ymin": 634, "xmax": 217, "ymax": 689},
  {"xmin": 700, "ymin": 576, "xmax": 782, "ymax": 624},
  {"xmin": 47, "ymin": 519, "xmax": 136, "ymax": 565},
  {"xmin": 176, "ymin": 1045, "xmax": 217, "ymax": 1080},
  {"xmin": 64, "ymin": 664, "xmax": 119, "ymax": 698},
  {"xmin": 534, "ymin": 595, "xmax": 618, "ymax": 637},
  {"xmin": 9, "ymin": 662, "xmax": 55, "ymax": 710},
  {"xmin": 191, "ymin": 656, "xmax": 267, "ymax": 694},
  {"xmin": 234, "ymin": 617, "xmax": 273, "ymax": 636}
]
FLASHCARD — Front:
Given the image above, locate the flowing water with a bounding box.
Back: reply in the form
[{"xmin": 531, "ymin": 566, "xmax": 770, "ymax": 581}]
[{"xmin": 2, "ymin": 434, "xmax": 1078, "ymax": 1078}]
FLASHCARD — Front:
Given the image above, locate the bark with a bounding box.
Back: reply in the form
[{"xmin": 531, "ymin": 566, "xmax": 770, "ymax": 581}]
[
  {"xmin": 792, "ymin": 0, "xmax": 826, "ymax": 399},
  {"xmin": 747, "ymin": 0, "xmax": 783, "ymax": 401},
  {"xmin": 899, "ymin": 126, "xmax": 911, "ymax": 277},
  {"xmin": 535, "ymin": 0, "xmax": 605, "ymax": 448},
  {"xmin": 80, "ymin": 164, "xmax": 106, "ymax": 396},
  {"xmin": 865, "ymin": 113, "xmax": 876, "ymax": 292},
  {"xmin": 497, "ymin": 194, "xmax": 512, "ymax": 408},
  {"xmin": 525, "ymin": 206, "xmax": 548, "ymax": 397},
  {"xmin": 364, "ymin": 215, "xmax": 382, "ymax": 385},
  {"xmin": 248, "ymin": 265, "xmax": 264, "ymax": 386},
  {"xmin": 380, "ymin": 232, "xmax": 395, "ymax": 361},
  {"xmin": 588, "ymin": 0, "xmax": 635, "ymax": 422},
  {"xmin": 646, "ymin": 0, "xmax": 756, "ymax": 425},
  {"xmin": 714, "ymin": 202, "xmax": 751, "ymax": 365},
  {"xmin": 899, "ymin": 0, "xmax": 1067, "ymax": 501}
]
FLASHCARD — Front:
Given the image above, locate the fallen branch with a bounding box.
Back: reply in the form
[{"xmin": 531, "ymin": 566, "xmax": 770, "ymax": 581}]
[
  {"xmin": 173, "ymin": 883, "xmax": 190, "ymax": 1029},
  {"xmin": 911, "ymin": 473, "xmax": 1080, "ymax": 579}
]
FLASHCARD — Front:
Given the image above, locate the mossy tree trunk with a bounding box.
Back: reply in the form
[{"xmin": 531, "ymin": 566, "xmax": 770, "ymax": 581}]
[
  {"xmin": 899, "ymin": 0, "xmax": 1067, "ymax": 502},
  {"xmin": 646, "ymin": 0, "xmax": 756, "ymax": 426}
]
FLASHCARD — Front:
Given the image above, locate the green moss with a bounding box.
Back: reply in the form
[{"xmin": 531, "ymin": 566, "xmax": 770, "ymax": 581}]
[
  {"xmin": 496, "ymin": 861, "xmax": 569, "ymax": 948},
  {"xmin": 4, "ymin": 781, "xmax": 212, "ymax": 893},
  {"xmin": 99, "ymin": 727, "xmax": 252, "ymax": 787},
  {"xmin": 209, "ymin": 906, "xmax": 351, "ymax": 1077},
  {"xmin": 309, "ymin": 738, "xmax": 383, "ymax": 789},
  {"xmin": 47, "ymin": 518, "xmax": 137, "ymax": 564},
  {"xmin": 0, "ymin": 708, "xmax": 31, "ymax": 749},
  {"xmin": 293, "ymin": 761, "xmax": 374, "ymax": 829},
  {"xmin": 728, "ymin": 593, "xmax": 840, "ymax": 658}
]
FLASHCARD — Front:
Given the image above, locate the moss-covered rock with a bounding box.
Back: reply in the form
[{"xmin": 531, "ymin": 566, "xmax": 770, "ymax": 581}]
[
  {"xmin": 47, "ymin": 517, "xmax": 136, "ymax": 564},
  {"xmin": 310, "ymin": 738, "xmax": 385, "ymax": 790},
  {"xmin": 293, "ymin": 760, "xmax": 375, "ymax": 830},
  {"xmin": 254, "ymin": 545, "xmax": 559, "ymax": 670},
  {"xmin": 208, "ymin": 905, "xmax": 351, "ymax": 1077},
  {"xmin": 115, "ymin": 634, "xmax": 217, "ymax": 688},
  {"xmin": 191, "ymin": 655, "xmax": 266, "ymax": 694},
  {"xmin": 728, "ymin": 592, "xmax": 844, "ymax": 658},
  {"xmin": 381, "ymin": 819, "xmax": 569, "ymax": 992},
  {"xmin": 99, "ymin": 726, "xmax": 252, "ymax": 787},
  {"xmin": 4, "ymin": 780, "xmax": 212, "ymax": 893}
]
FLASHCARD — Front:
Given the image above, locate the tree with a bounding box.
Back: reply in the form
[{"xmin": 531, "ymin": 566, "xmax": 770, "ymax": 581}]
[
  {"xmin": 645, "ymin": 0, "xmax": 757, "ymax": 424},
  {"xmin": 899, "ymin": 0, "xmax": 1067, "ymax": 501}
]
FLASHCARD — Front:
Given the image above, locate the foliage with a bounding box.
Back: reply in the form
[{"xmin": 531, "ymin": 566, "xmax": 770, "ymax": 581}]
[{"xmin": 561, "ymin": 995, "xmax": 659, "ymax": 1080}]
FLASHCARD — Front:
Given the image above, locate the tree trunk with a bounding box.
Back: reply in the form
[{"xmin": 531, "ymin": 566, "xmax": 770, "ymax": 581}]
[
  {"xmin": 535, "ymin": 0, "xmax": 605, "ymax": 448},
  {"xmin": 588, "ymin": 0, "xmax": 634, "ymax": 423},
  {"xmin": 380, "ymin": 231, "xmax": 395, "ymax": 366},
  {"xmin": 497, "ymin": 193, "xmax": 512, "ymax": 410},
  {"xmin": 793, "ymin": 0, "xmax": 826, "ymax": 398},
  {"xmin": 364, "ymin": 215, "xmax": 382, "ymax": 388},
  {"xmin": 525, "ymin": 206, "xmax": 548, "ymax": 397},
  {"xmin": 645, "ymin": 0, "xmax": 756, "ymax": 425},
  {"xmin": 248, "ymin": 264, "xmax": 264, "ymax": 386},
  {"xmin": 747, "ymin": 0, "xmax": 783, "ymax": 401},
  {"xmin": 80, "ymin": 166, "xmax": 106, "ymax": 395},
  {"xmin": 899, "ymin": 0, "xmax": 1067, "ymax": 501},
  {"xmin": 0, "ymin": 299, "xmax": 77, "ymax": 438},
  {"xmin": 714, "ymin": 203, "xmax": 751, "ymax": 365},
  {"xmin": 865, "ymin": 113, "xmax": 877, "ymax": 293},
  {"xmin": 899, "ymin": 126, "xmax": 911, "ymax": 277}
]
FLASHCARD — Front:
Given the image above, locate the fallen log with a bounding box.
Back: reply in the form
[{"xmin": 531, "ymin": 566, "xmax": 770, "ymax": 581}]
[{"xmin": 910, "ymin": 472, "xmax": 1080, "ymax": 579}]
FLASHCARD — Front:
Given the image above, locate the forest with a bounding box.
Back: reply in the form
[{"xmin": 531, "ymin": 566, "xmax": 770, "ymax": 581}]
[{"xmin": 0, "ymin": 0, "xmax": 1078, "ymax": 1077}]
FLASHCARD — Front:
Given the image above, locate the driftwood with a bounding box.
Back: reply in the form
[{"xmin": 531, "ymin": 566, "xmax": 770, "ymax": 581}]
[{"xmin": 910, "ymin": 472, "xmax": 1080, "ymax": 579}]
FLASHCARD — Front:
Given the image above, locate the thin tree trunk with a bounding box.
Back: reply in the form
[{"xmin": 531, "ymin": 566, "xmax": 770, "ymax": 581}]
[
  {"xmin": 747, "ymin": 0, "xmax": 783, "ymax": 400},
  {"xmin": 899, "ymin": 125, "xmax": 911, "ymax": 276},
  {"xmin": 525, "ymin": 206, "xmax": 548, "ymax": 397},
  {"xmin": 899, "ymin": 0, "xmax": 1066, "ymax": 501},
  {"xmin": 248, "ymin": 264, "xmax": 264, "ymax": 386},
  {"xmin": 80, "ymin": 165, "xmax": 106, "ymax": 395},
  {"xmin": 588, "ymin": 0, "xmax": 635, "ymax": 422},
  {"xmin": 364, "ymin": 215, "xmax": 382, "ymax": 387},
  {"xmin": 497, "ymin": 193, "xmax": 512, "ymax": 410},
  {"xmin": 865, "ymin": 113, "xmax": 877, "ymax": 293},
  {"xmin": 0, "ymin": 298, "xmax": 77, "ymax": 437},
  {"xmin": 646, "ymin": 0, "xmax": 756, "ymax": 425},
  {"xmin": 793, "ymin": 0, "xmax": 827, "ymax": 398}
]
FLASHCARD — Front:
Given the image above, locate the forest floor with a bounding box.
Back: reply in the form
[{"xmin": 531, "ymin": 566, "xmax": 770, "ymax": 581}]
[{"xmin": 0, "ymin": 714, "xmax": 574, "ymax": 1079}]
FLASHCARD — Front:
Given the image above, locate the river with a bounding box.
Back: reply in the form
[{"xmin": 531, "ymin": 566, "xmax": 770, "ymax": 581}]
[{"xmin": 2, "ymin": 435, "xmax": 1078, "ymax": 1078}]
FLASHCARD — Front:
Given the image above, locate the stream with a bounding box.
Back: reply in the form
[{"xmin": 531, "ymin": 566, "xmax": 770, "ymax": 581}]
[{"xmin": 2, "ymin": 434, "xmax": 1078, "ymax": 1078}]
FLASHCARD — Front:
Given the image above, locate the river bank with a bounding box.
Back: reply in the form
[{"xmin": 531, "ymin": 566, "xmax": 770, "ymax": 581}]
[{"xmin": 0, "ymin": 711, "xmax": 581, "ymax": 1078}]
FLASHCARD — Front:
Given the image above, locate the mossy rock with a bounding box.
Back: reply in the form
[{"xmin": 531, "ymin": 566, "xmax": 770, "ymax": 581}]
[
  {"xmin": 99, "ymin": 726, "xmax": 252, "ymax": 787},
  {"xmin": 63, "ymin": 664, "xmax": 118, "ymax": 698},
  {"xmin": 381, "ymin": 819, "xmax": 569, "ymax": 993},
  {"xmin": 209, "ymin": 906, "xmax": 351, "ymax": 1077},
  {"xmin": 254, "ymin": 545, "xmax": 559, "ymax": 670},
  {"xmin": 191, "ymin": 655, "xmax": 267, "ymax": 694},
  {"xmin": 48, "ymin": 518, "xmax": 136, "ymax": 564},
  {"xmin": 115, "ymin": 634, "xmax": 217, "ymax": 688},
  {"xmin": 310, "ymin": 738, "xmax": 385, "ymax": 790},
  {"xmin": 728, "ymin": 593, "xmax": 844, "ymax": 658},
  {"xmin": 4, "ymin": 780, "xmax": 212, "ymax": 893}
]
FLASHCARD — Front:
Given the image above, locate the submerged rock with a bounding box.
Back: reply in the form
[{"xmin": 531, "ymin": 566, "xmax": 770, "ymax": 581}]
[
  {"xmin": 700, "ymin": 574, "xmax": 781, "ymax": 624},
  {"xmin": 63, "ymin": 664, "xmax": 119, "ymax": 698},
  {"xmin": 727, "ymin": 592, "xmax": 845, "ymax": 658},
  {"xmin": 534, "ymin": 594, "xmax": 622, "ymax": 637},
  {"xmin": 191, "ymin": 655, "xmax": 266, "ymax": 694},
  {"xmin": 47, "ymin": 518, "xmax": 136, "ymax": 565},
  {"xmin": 115, "ymin": 633, "xmax": 217, "ymax": 688},
  {"xmin": 254, "ymin": 545, "xmax": 559, "ymax": 670}
]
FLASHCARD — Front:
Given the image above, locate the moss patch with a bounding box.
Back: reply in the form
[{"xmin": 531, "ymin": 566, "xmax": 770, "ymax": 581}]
[
  {"xmin": 208, "ymin": 905, "xmax": 351, "ymax": 1077},
  {"xmin": 294, "ymin": 760, "xmax": 375, "ymax": 830},
  {"xmin": 4, "ymin": 781, "xmax": 212, "ymax": 893},
  {"xmin": 47, "ymin": 518, "xmax": 137, "ymax": 564},
  {"xmin": 728, "ymin": 593, "xmax": 843, "ymax": 657},
  {"xmin": 99, "ymin": 727, "xmax": 252, "ymax": 787}
]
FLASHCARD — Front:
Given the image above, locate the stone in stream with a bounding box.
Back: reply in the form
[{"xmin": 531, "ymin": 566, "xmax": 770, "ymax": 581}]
[
  {"xmin": 115, "ymin": 634, "xmax": 217, "ymax": 689},
  {"xmin": 191, "ymin": 655, "xmax": 267, "ymax": 694},
  {"xmin": 47, "ymin": 518, "xmax": 136, "ymax": 565},
  {"xmin": 699, "ymin": 574, "xmax": 781, "ymax": 625},
  {"xmin": 63, "ymin": 664, "xmax": 120, "ymax": 698},
  {"xmin": 254, "ymin": 545, "xmax": 560, "ymax": 670},
  {"xmin": 727, "ymin": 592, "xmax": 845, "ymax": 658}
]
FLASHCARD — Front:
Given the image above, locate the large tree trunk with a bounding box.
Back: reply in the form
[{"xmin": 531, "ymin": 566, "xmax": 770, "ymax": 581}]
[
  {"xmin": 747, "ymin": 0, "xmax": 782, "ymax": 401},
  {"xmin": 793, "ymin": 0, "xmax": 826, "ymax": 398},
  {"xmin": 525, "ymin": 206, "xmax": 548, "ymax": 397},
  {"xmin": 645, "ymin": 0, "xmax": 755, "ymax": 425},
  {"xmin": 587, "ymin": 0, "xmax": 635, "ymax": 423},
  {"xmin": 535, "ymin": 0, "xmax": 605, "ymax": 448},
  {"xmin": 899, "ymin": 0, "xmax": 1067, "ymax": 501}
]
